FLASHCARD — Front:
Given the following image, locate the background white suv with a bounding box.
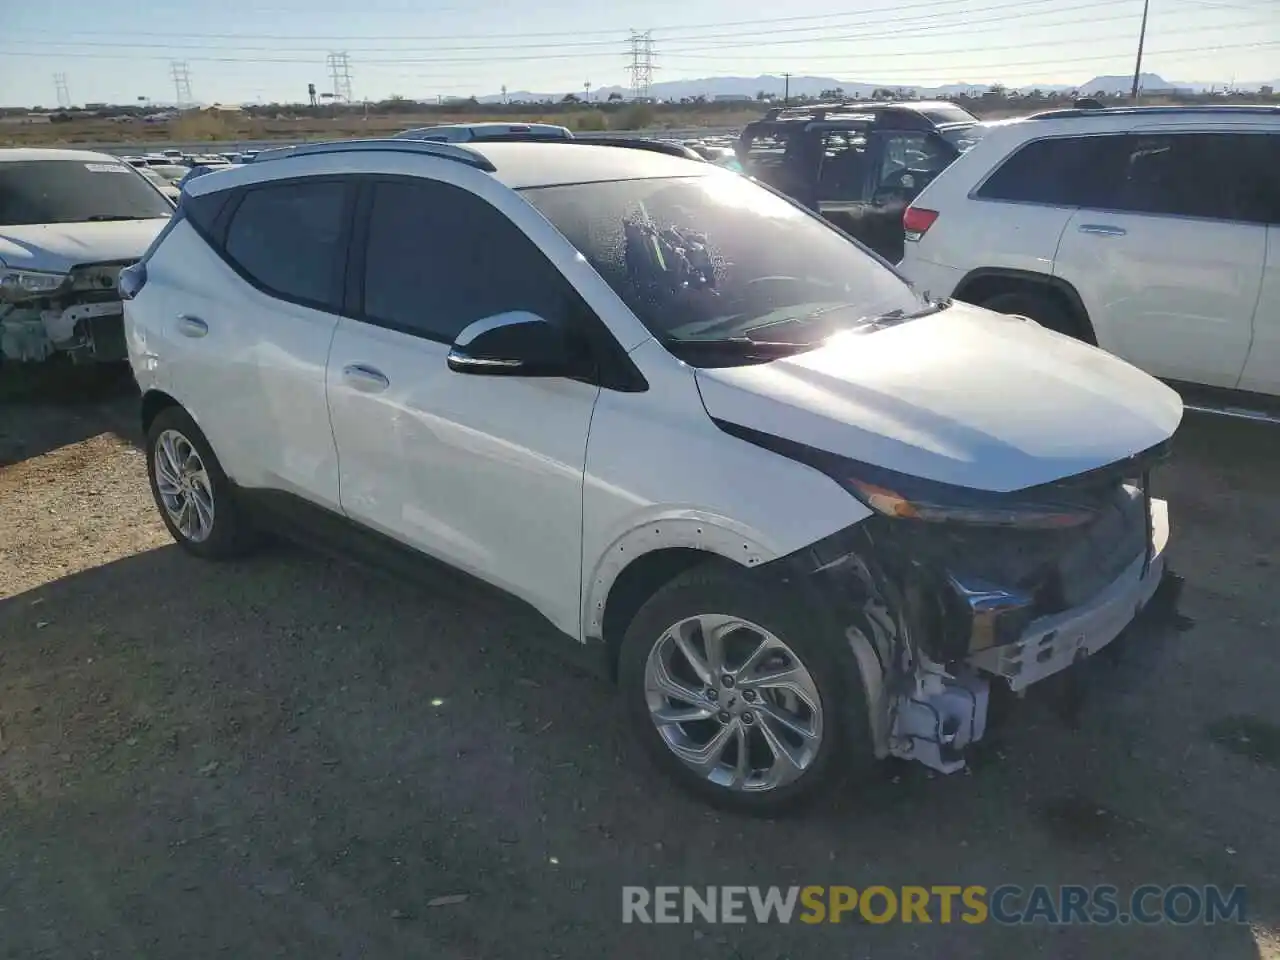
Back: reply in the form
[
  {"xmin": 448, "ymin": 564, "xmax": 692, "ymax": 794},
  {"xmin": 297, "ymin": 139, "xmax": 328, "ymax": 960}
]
[
  {"xmin": 898, "ymin": 105, "xmax": 1280, "ymax": 413},
  {"xmin": 121, "ymin": 138, "xmax": 1180, "ymax": 812}
]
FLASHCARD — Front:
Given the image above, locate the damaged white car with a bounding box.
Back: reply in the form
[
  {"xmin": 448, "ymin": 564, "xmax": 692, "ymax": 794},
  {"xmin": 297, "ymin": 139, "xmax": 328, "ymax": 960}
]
[
  {"xmin": 123, "ymin": 140, "xmax": 1182, "ymax": 813},
  {"xmin": 0, "ymin": 149, "xmax": 173, "ymax": 365}
]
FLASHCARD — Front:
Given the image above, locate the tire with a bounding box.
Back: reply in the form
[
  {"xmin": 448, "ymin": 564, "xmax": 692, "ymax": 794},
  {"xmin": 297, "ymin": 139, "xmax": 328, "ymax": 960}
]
[
  {"xmin": 980, "ymin": 289, "xmax": 1084, "ymax": 340},
  {"xmin": 617, "ymin": 562, "xmax": 872, "ymax": 815},
  {"xmin": 145, "ymin": 406, "xmax": 259, "ymax": 560}
]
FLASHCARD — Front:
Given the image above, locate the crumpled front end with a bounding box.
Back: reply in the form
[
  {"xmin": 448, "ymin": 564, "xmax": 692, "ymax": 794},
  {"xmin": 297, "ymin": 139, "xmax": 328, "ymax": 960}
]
[
  {"xmin": 782, "ymin": 447, "xmax": 1175, "ymax": 775},
  {"xmin": 0, "ymin": 261, "xmax": 133, "ymax": 364}
]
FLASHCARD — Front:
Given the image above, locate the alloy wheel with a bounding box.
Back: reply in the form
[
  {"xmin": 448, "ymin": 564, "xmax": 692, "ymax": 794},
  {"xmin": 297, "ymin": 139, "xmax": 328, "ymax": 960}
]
[
  {"xmin": 153, "ymin": 428, "xmax": 216, "ymax": 543},
  {"xmin": 643, "ymin": 613, "xmax": 824, "ymax": 793}
]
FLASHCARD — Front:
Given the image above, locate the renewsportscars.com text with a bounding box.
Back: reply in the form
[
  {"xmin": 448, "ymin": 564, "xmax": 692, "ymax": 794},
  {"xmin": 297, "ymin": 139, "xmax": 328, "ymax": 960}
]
[{"xmin": 621, "ymin": 885, "xmax": 1248, "ymax": 926}]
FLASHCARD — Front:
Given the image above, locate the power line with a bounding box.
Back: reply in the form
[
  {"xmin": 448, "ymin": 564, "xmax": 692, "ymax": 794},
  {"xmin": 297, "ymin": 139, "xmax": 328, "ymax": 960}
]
[
  {"xmin": 53, "ymin": 72, "xmax": 70, "ymax": 108},
  {"xmin": 0, "ymin": 0, "xmax": 1171, "ymax": 45},
  {"xmin": 1, "ymin": 0, "xmax": 1114, "ymax": 54},
  {"xmin": 5, "ymin": 0, "xmax": 1257, "ymax": 64},
  {"xmin": 4, "ymin": 18, "xmax": 1266, "ymax": 69},
  {"xmin": 660, "ymin": 16, "xmax": 1275, "ymax": 62}
]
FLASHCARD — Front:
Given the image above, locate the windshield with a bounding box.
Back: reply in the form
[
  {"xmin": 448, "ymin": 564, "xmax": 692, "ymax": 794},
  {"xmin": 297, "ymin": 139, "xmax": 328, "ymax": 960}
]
[
  {"xmin": 940, "ymin": 124, "xmax": 987, "ymax": 153},
  {"xmin": 521, "ymin": 173, "xmax": 929, "ymax": 360},
  {"xmin": 0, "ymin": 160, "xmax": 174, "ymax": 226}
]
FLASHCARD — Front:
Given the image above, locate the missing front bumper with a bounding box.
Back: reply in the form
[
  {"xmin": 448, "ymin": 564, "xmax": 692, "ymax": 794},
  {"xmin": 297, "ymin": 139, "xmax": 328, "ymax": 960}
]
[
  {"xmin": 968, "ymin": 498, "xmax": 1168, "ymax": 691},
  {"xmin": 886, "ymin": 498, "xmax": 1171, "ymax": 773}
]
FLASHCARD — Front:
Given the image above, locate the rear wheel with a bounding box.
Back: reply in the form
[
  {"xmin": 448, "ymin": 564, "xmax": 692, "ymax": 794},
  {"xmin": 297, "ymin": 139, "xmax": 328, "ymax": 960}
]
[
  {"xmin": 617, "ymin": 563, "xmax": 871, "ymax": 814},
  {"xmin": 980, "ymin": 289, "xmax": 1085, "ymax": 340},
  {"xmin": 145, "ymin": 406, "xmax": 259, "ymax": 559}
]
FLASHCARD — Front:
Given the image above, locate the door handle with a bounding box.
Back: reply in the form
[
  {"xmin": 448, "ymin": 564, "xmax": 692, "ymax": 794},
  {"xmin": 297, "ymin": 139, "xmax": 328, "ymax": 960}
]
[
  {"xmin": 342, "ymin": 363, "xmax": 390, "ymax": 393},
  {"xmin": 175, "ymin": 315, "xmax": 208, "ymax": 338},
  {"xmin": 1077, "ymin": 223, "xmax": 1127, "ymax": 237}
]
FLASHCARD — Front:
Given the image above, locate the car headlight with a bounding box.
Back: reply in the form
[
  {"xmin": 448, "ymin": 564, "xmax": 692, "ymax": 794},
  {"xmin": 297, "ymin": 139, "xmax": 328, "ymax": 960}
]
[
  {"xmin": 837, "ymin": 468, "xmax": 1097, "ymax": 529},
  {"xmin": 713, "ymin": 418, "xmax": 1121, "ymax": 531},
  {"xmin": 0, "ymin": 268, "xmax": 69, "ymax": 299}
]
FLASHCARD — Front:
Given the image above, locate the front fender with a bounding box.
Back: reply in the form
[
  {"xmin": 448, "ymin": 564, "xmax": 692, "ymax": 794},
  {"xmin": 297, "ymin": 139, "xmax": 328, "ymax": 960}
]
[{"xmin": 582, "ymin": 511, "xmax": 779, "ymax": 640}]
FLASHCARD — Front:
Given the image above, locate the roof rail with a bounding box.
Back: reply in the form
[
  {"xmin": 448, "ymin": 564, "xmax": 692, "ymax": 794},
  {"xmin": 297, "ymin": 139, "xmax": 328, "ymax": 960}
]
[
  {"xmin": 253, "ymin": 138, "xmax": 497, "ymax": 172},
  {"xmin": 1028, "ymin": 104, "xmax": 1280, "ymax": 121}
]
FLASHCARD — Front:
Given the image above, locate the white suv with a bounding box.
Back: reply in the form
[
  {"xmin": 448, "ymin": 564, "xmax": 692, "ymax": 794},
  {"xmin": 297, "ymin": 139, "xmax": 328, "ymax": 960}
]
[
  {"xmin": 898, "ymin": 105, "xmax": 1280, "ymax": 414},
  {"xmin": 121, "ymin": 138, "xmax": 1181, "ymax": 812}
]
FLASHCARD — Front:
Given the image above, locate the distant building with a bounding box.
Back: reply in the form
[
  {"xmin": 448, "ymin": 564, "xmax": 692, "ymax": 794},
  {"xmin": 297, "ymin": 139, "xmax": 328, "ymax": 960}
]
[
  {"xmin": 1261, "ymin": 85, "xmax": 1274, "ymax": 96},
  {"xmin": 713, "ymin": 94, "xmax": 753, "ymax": 102}
]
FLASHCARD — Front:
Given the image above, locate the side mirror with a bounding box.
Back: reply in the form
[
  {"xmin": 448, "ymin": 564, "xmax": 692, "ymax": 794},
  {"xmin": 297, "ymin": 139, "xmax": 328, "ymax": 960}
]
[{"xmin": 447, "ymin": 311, "xmax": 587, "ymax": 378}]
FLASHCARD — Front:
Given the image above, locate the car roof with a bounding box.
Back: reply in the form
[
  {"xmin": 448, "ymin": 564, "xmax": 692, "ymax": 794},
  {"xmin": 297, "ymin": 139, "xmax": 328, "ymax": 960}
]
[
  {"xmin": 0, "ymin": 147, "xmax": 127, "ymax": 164},
  {"xmin": 464, "ymin": 141, "xmax": 713, "ymax": 188},
  {"xmin": 398, "ymin": 121, "xmax": 569, "ymax": 137},
  {"xmin": 185, "ymin": 139, "xmax": 716, "ymax": 198}
]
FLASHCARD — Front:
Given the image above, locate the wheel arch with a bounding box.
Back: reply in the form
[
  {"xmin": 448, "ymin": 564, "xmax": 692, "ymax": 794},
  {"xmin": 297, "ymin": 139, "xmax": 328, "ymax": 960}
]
[
  {"xmin": 953, "ymin": 267, "xmax": 1096, "ymax": 344},
  {"xmin": 587, "ymin": 517, "xmax": 781, "ymax": 675},
  {"xmin": 140, "ymin": 388, "xmax": 182, "ymax": 434}
]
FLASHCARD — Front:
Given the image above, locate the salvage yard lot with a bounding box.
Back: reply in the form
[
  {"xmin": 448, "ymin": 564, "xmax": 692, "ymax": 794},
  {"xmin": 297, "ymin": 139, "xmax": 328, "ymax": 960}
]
[{"xmin": 1, "ymin": 370, "xmax": 1278, "ymax": 959}]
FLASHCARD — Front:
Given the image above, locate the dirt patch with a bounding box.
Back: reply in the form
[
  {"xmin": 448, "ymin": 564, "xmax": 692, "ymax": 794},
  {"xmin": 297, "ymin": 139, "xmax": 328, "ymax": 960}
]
[{"xmin": 1, "ymin": 395, "xmax": 1278, "ymax": 958}]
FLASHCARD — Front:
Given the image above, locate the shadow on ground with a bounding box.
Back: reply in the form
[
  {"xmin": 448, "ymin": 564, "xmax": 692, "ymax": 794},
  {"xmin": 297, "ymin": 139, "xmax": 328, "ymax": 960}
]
[
  {"xmin": 0, "ymin": 516, "xmax": 1275, "ymax": 958},
  {"xmin": 0, "ymin": 362, "xmax": 139, "ymax": 467}
]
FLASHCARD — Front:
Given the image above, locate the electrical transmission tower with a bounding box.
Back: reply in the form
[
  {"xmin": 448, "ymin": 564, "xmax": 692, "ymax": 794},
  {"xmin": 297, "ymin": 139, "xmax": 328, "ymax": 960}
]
[
  {"xmin": 170, "ymin": 61, "xmax": 193, "ymax": 106},
  {"xmin": 53, "ymin": 73, "xmax": 70, "ymax": 109},
  {"xmin": 627, "ymin": 30, "xmax": 654, "ymax": 101},
  {"xmin": 326, "ymin": 52, "xmax": 354, "ymax": 102}
]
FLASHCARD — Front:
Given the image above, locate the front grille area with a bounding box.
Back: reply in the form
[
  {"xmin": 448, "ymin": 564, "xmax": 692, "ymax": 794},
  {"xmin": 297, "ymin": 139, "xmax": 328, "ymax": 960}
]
[
  {"xmin": 873, "ymin": 472, "xmax": 1152, "ymax": 617},
  {"xmin": 68, "ymin": 260, "xmax": 135, "ymax": 304}
]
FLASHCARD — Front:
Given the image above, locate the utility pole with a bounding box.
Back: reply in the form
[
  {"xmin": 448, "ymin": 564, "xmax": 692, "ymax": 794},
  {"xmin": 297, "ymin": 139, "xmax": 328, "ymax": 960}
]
[
  {"xmin": 584, "ymin": 81, "xmax": 591, "ymax": 102},
  {"xmin": 170, "ymin": 61, "xmax": 193, "ymax": 107},
  {"xmin": 501, "ymin": 84, "xmax": 508, "ymax": 104},
  {"xmin": 53, "ymin": 73, "xmax": 70, "ymax": 109},
  {"xmin": 1130, "ymin": 0, "xmax": 1149, "ymax": 102},
  {"xmin": 783, "ymin": 72, "xmax": 791, "ymax": 105}
]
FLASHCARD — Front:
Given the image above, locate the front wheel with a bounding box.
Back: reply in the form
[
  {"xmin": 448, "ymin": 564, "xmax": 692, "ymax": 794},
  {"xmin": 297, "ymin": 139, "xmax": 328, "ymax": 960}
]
[
  {"xmin": 617, "ymin": 564, "xmax": 871, "ymax": 814},
  {"xmin": 145, "ymin": 406, "xmax": 260, "ymax": 559}
]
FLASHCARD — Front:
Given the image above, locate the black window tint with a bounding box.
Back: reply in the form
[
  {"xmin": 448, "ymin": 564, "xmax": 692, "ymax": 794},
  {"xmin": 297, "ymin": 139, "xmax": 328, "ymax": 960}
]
[
  {"xmin": 816, "ymin": 130, "xmax": 869, "ymax": 201},
  {"xmin": 1113, "ymin": 133, "xmax": 1274, "ymax": 223},
  {"xmin": 223, "ymin": 180, "xmax": 347, "ymax": 307},
  {"xmin": 1248, "ymin": 133, "xmax": 1280, "ymax": 225},
  {"xmin": 362, "ymin": 179, "xmax": 581, "ymax": 342},
  {"xmin": 182, "ymin": 189, "xmax": 230, "ymax": 237},
  {"xmin": 978, "ymin": 135, "xmax": 1127, "ymax": 206}
]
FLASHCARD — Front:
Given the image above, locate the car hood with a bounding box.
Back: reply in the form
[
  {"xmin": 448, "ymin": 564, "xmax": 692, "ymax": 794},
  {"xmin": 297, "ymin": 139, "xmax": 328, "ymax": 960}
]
[
  {"xmin": 694, "ymin": 302, "xmax": 1184, "ymax": 493},
  {"xmin": 0, "ymin": 219, "xmax": 170, "ymax": 273}
]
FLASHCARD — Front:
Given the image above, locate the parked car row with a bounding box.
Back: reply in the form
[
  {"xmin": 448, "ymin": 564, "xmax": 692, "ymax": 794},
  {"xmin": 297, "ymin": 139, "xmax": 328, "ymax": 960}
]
[
  {"xmin": 896, "ymin": 104, "xmax": 1280, "ymax": 414},
  {"xmin": 118, "ymin": 135, "xmax": 1182, "ymax": 812},
  {"xmin": 5, "ymin": 107, "xmax": 1275, "ymax": 810}
]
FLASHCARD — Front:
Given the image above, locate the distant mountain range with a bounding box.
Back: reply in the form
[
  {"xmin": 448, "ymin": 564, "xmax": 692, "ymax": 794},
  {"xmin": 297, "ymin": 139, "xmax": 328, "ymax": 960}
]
[{"xmin": 483, "ymin": 72, "xmax": 1277, "ymax": 104}]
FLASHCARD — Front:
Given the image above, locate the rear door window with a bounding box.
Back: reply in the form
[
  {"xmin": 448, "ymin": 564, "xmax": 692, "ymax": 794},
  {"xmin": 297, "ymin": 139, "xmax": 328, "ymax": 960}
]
[
  {"xmin": 976, "ymin": 135, "xmax": 1129, "ymax": 207},
  {"xmin": 222, "ymin": 179, "xmax": 349, "ymax": 310},
  {"xmin": 1110, "ymin": 132, "xmax": 1275, "ymax": 224}
]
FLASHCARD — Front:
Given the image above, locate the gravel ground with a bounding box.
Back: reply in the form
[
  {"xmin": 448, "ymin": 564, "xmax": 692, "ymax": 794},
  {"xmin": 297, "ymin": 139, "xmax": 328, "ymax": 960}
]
[{"xmin": 1, "ymin": 369, "xmax": 1278, "ymax": 959}]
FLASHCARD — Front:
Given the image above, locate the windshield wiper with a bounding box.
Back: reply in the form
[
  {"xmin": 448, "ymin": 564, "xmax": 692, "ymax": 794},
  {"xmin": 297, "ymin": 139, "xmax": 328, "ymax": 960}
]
[
  {"xmin": 85, "ymin": 214, "xmax": 145, "ymax": 222},
  {"xmin": 740, "ymin": 300, "xmax": 948, "ymax": 339},
  {"xmin": 663, "ymin": 336, "xmax": 816, "ymax": 361}
]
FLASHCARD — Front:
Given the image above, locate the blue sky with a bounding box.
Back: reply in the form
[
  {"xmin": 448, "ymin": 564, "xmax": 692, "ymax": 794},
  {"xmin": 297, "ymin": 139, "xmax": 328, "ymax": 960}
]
[{"xmin": 1, "ymin": 0, "xmax": 1276, "ymax": 106}]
